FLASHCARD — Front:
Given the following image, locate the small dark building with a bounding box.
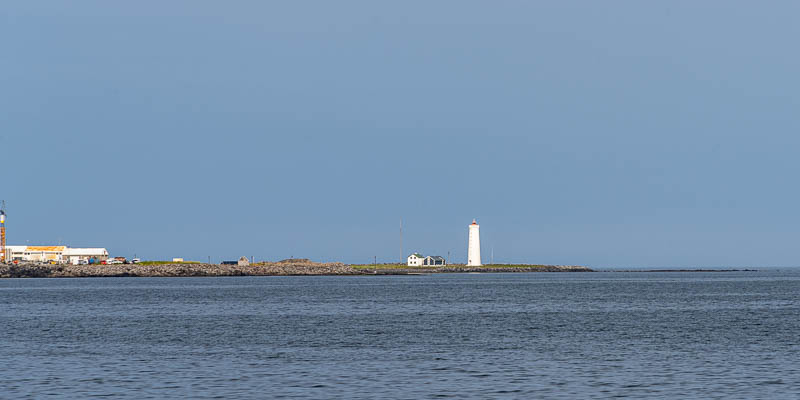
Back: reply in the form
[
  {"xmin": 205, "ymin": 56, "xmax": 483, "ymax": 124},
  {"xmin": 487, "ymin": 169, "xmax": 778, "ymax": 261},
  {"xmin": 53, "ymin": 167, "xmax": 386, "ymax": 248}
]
[{"xmin": 423, "ymin": 256, "xmax": 446, "ymax": 266}]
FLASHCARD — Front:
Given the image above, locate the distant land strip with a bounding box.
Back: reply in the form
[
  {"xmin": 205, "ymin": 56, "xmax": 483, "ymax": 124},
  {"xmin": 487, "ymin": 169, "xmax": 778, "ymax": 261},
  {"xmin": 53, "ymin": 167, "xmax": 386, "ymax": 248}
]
[
  {"xmin": 353, "ymin": 264, "xmax": 592, "ymax": 274},
  {"xmin": 0, "ymin": 260, "xmax": 592, "ymax": 278},
  {"xmin": 610, "ymin": 269, "xmax": 759, "ymax": 272}
]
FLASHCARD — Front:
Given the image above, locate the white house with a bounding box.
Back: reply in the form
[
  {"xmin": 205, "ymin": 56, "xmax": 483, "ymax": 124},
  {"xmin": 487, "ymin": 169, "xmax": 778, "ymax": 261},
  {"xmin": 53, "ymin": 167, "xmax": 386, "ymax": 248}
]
[{"xmin": 407, "ymin": 253, "xmax": 424, "ymax": 267}]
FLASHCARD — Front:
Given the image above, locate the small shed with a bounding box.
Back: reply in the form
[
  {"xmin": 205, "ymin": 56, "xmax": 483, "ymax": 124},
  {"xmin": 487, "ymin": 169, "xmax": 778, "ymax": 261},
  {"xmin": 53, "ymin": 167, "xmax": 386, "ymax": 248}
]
[{"xmin": 238, "ymin": 256, "xmax": 250, "ymax": 267}]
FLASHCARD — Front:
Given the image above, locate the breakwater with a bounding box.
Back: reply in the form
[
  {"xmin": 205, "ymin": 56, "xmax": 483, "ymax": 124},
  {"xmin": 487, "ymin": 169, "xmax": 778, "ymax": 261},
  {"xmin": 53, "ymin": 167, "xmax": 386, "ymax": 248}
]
[
  {"xmin": 0, "ymin": 260, "xmax": 356, "ymax": 278},
  {"xmin": 0, "ymin": 260, "xmax": 592, "ymax": 278},
  {"xmin": 359, "ymin": 265, "xmax": 592, "ymax": 274}
]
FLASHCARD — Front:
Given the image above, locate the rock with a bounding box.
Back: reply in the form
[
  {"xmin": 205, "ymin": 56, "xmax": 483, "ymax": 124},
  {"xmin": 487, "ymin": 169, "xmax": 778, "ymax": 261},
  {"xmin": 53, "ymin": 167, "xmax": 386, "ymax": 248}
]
[
  {"xmin": 0, "ymin": 261, "xmax": 592, "ymax": 278},
  {"xmin": 0, "ymin": 260, "xmax": 359, "ymax": 278}
]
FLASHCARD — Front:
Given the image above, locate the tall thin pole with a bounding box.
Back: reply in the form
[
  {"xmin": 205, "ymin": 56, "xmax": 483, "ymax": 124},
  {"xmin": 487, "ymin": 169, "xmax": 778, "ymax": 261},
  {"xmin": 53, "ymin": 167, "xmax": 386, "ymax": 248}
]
[
  {"xmin": 399, "ymin": 217, "xmax": 403, "ymax": 264},
  {"xmin": 0, "ymin": 200, "xmax": 6, "ymax": 263}
]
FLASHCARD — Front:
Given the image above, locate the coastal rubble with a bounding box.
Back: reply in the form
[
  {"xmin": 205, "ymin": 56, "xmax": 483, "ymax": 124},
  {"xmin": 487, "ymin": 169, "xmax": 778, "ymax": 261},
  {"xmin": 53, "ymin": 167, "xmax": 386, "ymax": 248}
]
[
  {"xmin": 364, "ymin": 265, "xmax": 592, "ymax": 274},
  {"xmin": 0, "ymin": 260, "xmax": 592, "ymax": 278},
  {"xmin": 0, "ymin": 260, "xmax": 357, "ymax": 278}
]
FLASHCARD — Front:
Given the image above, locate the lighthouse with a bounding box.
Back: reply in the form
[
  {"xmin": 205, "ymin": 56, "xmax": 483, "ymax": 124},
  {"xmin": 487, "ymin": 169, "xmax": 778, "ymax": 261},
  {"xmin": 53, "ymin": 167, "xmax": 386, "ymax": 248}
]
[{"xmin": 467, "ymin": 219, "xmax": 481, "ymax": 266}]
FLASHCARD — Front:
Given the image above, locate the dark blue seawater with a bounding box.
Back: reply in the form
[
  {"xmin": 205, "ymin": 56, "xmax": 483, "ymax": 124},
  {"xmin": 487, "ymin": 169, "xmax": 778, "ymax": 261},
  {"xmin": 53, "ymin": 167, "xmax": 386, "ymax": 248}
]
[{"xmin": 1, "ymin": 271, "xmax": 799, "ymax": 399}]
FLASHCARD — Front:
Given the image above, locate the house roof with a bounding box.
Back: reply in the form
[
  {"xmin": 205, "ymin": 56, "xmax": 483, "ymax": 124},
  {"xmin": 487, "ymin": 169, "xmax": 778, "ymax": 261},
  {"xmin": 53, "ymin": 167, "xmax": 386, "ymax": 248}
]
[
  {"xmin": 409, "ymin": 253, "xmax": 424, "ymax": 258},
  {"xmin": 426, "ymin": 256, "xmax": 445, "ymax": 261}
]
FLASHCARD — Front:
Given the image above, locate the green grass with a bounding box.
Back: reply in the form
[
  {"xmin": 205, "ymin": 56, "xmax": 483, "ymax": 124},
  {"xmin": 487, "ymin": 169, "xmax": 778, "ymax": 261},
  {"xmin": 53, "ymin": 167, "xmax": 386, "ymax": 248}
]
[
  {"xmin": 136, "ymin": 261, "xmax": 205, "ymax": 266},
  {"xmin": 350, "ymin": 264, "xmax": 410, "ymax": 270},
  {"xmin": 350, "ymin": 263, "xmax": 555, "ymax": 270}
]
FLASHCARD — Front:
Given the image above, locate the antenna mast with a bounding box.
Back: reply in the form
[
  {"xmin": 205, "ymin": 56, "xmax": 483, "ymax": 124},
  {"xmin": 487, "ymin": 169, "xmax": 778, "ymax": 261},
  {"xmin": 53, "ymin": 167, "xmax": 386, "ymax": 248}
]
[
  {"xmin": 399, "ymin": 217, "xmax": 403, "ymax": 264},
  {"xmin": 0, "ymin": 200, "xmax": 6, "ymax": 263}
]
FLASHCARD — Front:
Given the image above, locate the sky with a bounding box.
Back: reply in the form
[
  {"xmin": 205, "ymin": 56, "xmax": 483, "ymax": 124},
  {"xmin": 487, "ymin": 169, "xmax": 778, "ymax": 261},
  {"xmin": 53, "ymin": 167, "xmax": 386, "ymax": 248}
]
[{"xmin": 2, "ymin": 1, "xmax": 800, "ymax": 267}]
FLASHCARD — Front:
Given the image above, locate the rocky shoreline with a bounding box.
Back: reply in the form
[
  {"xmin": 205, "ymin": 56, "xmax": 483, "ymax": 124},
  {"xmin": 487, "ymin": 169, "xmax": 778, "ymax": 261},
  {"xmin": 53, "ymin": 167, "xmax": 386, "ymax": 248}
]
[
  {"xmin": 0, "ymin": 260, "xmax": 592, "ymax": 278},
  {"xmin": 361, "ymin": 265, "xmax": 592, "ymax": 274}
]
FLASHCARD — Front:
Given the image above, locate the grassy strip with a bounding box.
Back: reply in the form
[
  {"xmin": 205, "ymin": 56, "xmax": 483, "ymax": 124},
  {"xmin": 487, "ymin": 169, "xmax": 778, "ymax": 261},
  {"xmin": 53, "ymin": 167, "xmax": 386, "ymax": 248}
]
[
  {"xmin": 350, "ymin": 264, "xmax": 555, "ymax": 270},
  {"xmin": 136, "ymin": 261, "xmax": 205, "ymax": 266},
  {"xmin": 351, "ymin": 264, "xmax": 408, "ymax": 270}
]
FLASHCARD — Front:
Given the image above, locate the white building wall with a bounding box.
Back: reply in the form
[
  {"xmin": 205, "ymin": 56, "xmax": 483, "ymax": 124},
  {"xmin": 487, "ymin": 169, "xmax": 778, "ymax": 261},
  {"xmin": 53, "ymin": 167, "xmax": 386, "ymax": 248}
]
[
  {"xmin": 63, "ymin": 248, "xmax": 108, "ymax": 263},
  {"xmin": 8, "ymin": 246, "xmax": 108, "ymax": 264},
  {"xmin": 467, "ymin": 220, "xmax": 482, "ymax": 266},
  {"xmin": 407, "ymin": 254, "xmax": 423, "ymax": 267}
]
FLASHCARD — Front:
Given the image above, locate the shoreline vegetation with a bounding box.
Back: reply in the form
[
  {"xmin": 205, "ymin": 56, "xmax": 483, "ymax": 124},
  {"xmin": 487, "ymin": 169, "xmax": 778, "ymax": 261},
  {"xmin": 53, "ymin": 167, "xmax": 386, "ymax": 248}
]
[{"xmin": 0, "ymin": 259, "xmax": 592, "ymax": 278}]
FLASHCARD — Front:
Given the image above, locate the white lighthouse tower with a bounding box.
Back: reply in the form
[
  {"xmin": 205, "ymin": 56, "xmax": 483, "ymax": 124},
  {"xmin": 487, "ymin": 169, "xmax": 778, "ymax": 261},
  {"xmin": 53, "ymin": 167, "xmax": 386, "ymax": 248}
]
[{"xmin": 467, "ymin": 219, "xmax": 482, "ymax": 266}]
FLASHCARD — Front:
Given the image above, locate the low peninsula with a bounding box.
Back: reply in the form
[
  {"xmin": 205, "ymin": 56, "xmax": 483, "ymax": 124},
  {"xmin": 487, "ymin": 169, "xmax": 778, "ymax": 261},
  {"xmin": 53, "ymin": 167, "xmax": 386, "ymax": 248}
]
[{"xmin": 0, "ymin": 259, "xmax": 592, "ymax": 278}]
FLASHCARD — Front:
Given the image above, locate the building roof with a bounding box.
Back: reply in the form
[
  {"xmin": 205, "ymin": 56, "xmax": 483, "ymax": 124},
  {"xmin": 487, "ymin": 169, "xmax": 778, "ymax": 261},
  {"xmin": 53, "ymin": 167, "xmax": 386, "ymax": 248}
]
[
  {"xmin": 25, "ymin": 246, "xmax": 66, "ymax": 252},
  {"xmin": 426, "ymin": 256, "xmax": 445, "ymax": 261},
  {"xmin": 63, "ymin": 248, "xmax": 108, "ymax": 256},
  {"xmin": 408, "ymin": 253, "xmax": 424, "ymax": 258},
  {"xmin": 7, "ymin": 246, "xmax": 107, "ymax": 255}
]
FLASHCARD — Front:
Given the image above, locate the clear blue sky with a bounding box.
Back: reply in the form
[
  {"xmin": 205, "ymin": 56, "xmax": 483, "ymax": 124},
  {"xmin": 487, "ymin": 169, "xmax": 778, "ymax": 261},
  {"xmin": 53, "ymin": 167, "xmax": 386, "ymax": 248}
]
[{"xmin": 3, "ymin": 1, "xmax": 800, "ymax": 267}]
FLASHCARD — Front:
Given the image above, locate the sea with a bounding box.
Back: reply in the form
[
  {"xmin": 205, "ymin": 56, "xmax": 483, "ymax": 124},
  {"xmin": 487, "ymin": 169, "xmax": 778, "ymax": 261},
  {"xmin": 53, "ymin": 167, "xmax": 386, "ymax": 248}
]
[{"xmin": 1, "ymin": 270, "xmax": 799, "ymax": 399}]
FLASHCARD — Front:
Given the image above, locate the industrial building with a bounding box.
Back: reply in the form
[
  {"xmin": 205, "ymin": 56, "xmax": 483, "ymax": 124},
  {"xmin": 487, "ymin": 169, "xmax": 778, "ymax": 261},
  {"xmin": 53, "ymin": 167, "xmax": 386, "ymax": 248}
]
[
  {"xmin": 0, "ymin": 203, "xmax": 109, "ymax": 264},
  {"xmin": 5, "ymin": 246, "xmax": 109, "ymax": 264}
]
